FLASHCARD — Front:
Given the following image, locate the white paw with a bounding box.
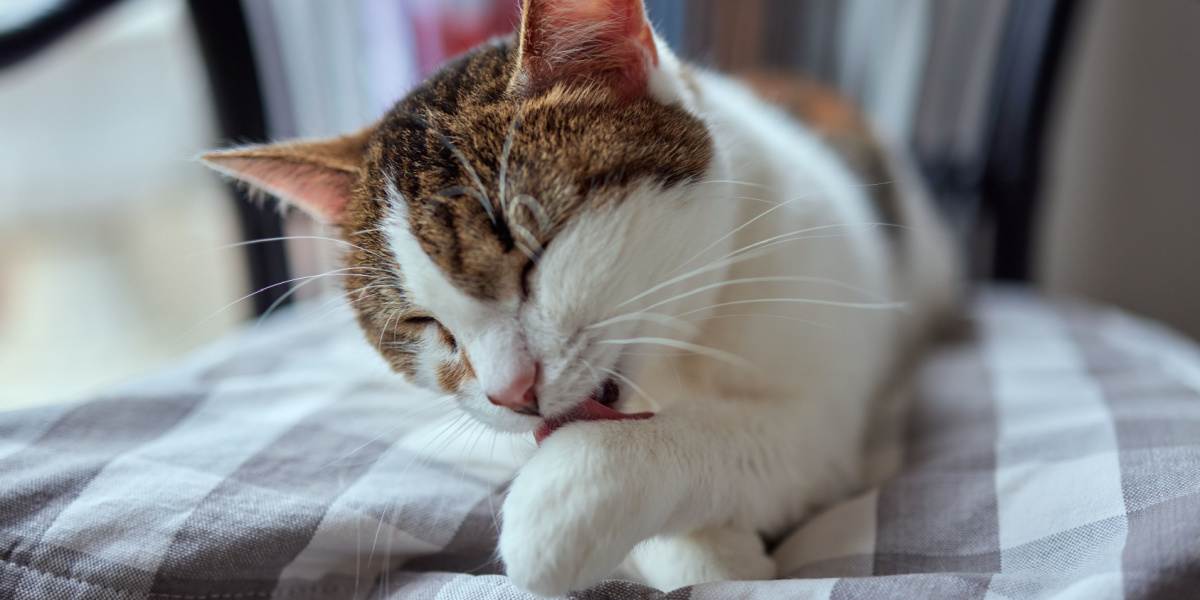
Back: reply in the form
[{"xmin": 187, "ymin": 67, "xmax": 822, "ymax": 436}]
[
  {"xmin": 627, "ymin": 526, "xmax": 777, "ymax": 590},
  {"xmin": 499, "ymin": 423, "xmax": 668, "ymax": 597}
]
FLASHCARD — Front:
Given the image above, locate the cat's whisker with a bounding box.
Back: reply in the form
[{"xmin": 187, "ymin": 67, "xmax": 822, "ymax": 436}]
[
  {"xmin": 729, "ymin": 195, "xmax": 783, "ymax": 205},
  {"xmin": 304, "ymin": 284, "xmax": 389, "ymax": 322},
  {"xmin": 464, "ymin": 420, "xmax": 494, "ymax": 467},
  {"xmin": 511, "ymin": 193, "xmax": 552, "ymax": 240},
  {"xmin": 498, "ymin": 113, "xmax": 522, "ymax": 213},
  {"xmin": 625, "ymin": 223, "xmax": 885, "ymax": 305},
  {"xmin": 350, "ymin": 282, "xmax": 400, "ymax": 305},
  {"xmin": 674, "ymin": 196, "xmax": 814, "ymax": 273},
  {"xmin": 617, "ymin": 350, "xmax": 688, "ymax": 357},
  {"xmin": 586, "ymin": 311, "xmax": 697, "ymax": 336},
  {"xmin": 691, "ymin": 178, "xmax": 773, "ymax": 190},
  {"xmin": 692, "ymin": 177, "xmax": 895, "ymax": 193},
  {"xmin": 377, "ymin": 306, "xmax": 406, "ymax": 351},
  {"xmin": 483, "ymin": 433, "xmax": 505, "ymax": 537},
  {"xmin": 365, "ymin": 495, "xmax": 399, "ymax": 592},
  {"xmin": 597, "ymin": 337, "xmax": 756, "ymax": 371},
  {"xmin": 191, "ymin": 267, "xmax": 376, "ymax": 331},
  {"xmin": 616, "ymin": 247, "xmax": 774, "ymax": 309},
  {"xmin": 715, "ymin": 222, "xmax": 908, "ymax": 264},
  {"xmin": 510, "ymin": 222, "xmax": 544, "ymax": 261},
  {"xmin": 636, "ymin": 275, "xmax": 889, "ymax": 315},
  {"xmin": 253, "ymin": 273, "xmax": 327, "ymax": 327},
  {"xmin": 258, "ymin": 269, "xmax": 394, "ymax": 324},
  {"xmin": 425, "ymin": 413, "xmax": 480, "ymax": 461},
  {"xmin": 688, "ymin": 312, "xmax": 832, "ymax": 329},
  {"xmin": 437, "ymin": 132, "xmax": 497, "ymax": 225},
  {"xmin": 675, "ymin": 297, "xmax": 908, "ymax": 319},
  {"xmin": 316, "ymin": 418, "xmax": 418, "ymax": 471},
  {"xmin": 295, "ymin": 272, "xmax": 398, "ymax": 319},
  {"xmin": 197, "ymin": 235, "xmax": 391, "ymax": 262},
  {"xmin": 685, "ymin": 192, "xmax": 783, "ymax": 206},
  {"xmin": 672, "ymin": 180, "xmax": 902, "ymax": 272},
  {"xmin": 617, "ymin": 224, "xmax": 903, "ymax": 323}
]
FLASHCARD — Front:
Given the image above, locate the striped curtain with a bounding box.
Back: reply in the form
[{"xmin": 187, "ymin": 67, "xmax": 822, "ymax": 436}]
[{"xmin": 241, "ymin": 0, "xmax": 1019, "ymax": 289}]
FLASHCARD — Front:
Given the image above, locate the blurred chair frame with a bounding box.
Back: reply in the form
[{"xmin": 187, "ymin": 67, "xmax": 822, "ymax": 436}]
[
  {"xmin": 1, "ymin": 0, "xmax": 1081, "ymax": 313},
  {"xmin": 0, "ymin": 0, "xmax": 293, "ymax": 317}
]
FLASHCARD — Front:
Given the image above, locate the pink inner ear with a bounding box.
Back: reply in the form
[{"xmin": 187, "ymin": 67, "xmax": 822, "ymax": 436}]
[
  {"xmin": 519, "ymin": 0, "xmax": 658, "ymax": 99},
  {"xmin": 206, "ymin": 156, "xmax": 355, "ymax": 224}
]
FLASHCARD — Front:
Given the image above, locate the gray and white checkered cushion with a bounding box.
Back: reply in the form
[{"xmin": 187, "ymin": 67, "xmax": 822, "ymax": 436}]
[{"xmin": 2, "ymin": 288, "xmax": 1198, "ymax": 599}]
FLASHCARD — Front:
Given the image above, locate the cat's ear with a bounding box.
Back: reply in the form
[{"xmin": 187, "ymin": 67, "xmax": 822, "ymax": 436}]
[
  {"xmin": 512, "ymin": 0, "xmax": 659, "ymax": 99},
  {"xmin": 201, "ymin": 127, "xmax": 374, "ymax": 225}
]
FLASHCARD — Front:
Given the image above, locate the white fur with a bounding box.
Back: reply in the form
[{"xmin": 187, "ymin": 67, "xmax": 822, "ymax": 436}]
[
  {"xmin": 645, "ymin": 34, "xmax": 691, "ymax": 109},
  {"xmin": 386, "ymin": 39, "xmax": 957, "ymax": 600}
]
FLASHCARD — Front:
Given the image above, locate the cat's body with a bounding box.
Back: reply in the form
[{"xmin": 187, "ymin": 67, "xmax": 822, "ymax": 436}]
[
  {"xmin": 204, "ymin": 1, "xmax": 958, "ymax": 595},
  {"xmin": 501, "ymin": 65, "xmax": 957, "ymax": 593}
]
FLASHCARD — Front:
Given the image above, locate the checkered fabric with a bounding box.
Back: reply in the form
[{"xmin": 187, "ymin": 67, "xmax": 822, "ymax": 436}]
[{"xmin": 2, "ymin": 289, "xmax": 1198, "ymax": 599}]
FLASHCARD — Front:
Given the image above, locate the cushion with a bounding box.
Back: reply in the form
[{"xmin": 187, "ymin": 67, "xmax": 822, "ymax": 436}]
[{"xmin": 1, "ymin": 288, "xmax": 1198, "ymax": 599}]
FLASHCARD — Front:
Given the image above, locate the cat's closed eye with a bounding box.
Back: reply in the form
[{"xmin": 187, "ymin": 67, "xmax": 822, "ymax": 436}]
[
  {"xmin": 520, "ymin": 260, "xmax": 537, "ymax": 297},
  {"xmin": 409, "ymin": 317, "xmax": 457, "ymax": 349}
]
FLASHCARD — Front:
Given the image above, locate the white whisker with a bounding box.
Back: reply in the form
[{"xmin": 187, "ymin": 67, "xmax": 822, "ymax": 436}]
[
  {"xmin": 258, "ymin": 270, "xmax": 397, "ymax": 326},
  {"xmin": 510, "ymin": 222, "xmax": 544, "ymax": 261},
  {"xmin": 377, "ymin": 306, "xmax": 404, "ymax": 350},
  {"xmin": 729, "ymin": 195, "xmax": 783, "ymax": 205},
  {"xmin": 191, "ymin": 267, "xmax": 374, "ymax": 330},
  {"xmin": 351, "ymin": 282, "xmax": 399, "ymax": 304},
  {"xmin": 616, "ymin": 247, "xmax": 772, "ymax": 309},
  {"xmin": 498, "ymin": 114, "xmax": 521, "ymax": 213},
  {"xmin": 598, "ymin": 337, "xmax": 755, "ymax": 370},
  {"xmin": 674, "ymin": 196, "xmax": 810, "ymax": 272},
  {"xmin": 718, "ymin": 222, "xmax": 907, "ymax": 263},
  {"xmin": 512, "ymin": 194, "xmax": 552, "ymax": 238},
  {"xmin": 193, "ymin": 235, "xmax": 390, "ymax": 261},
  {"xmin": 439, "ymin": 133, "xmax": 496, "ymax": 225},
  {"xmin": 688, "ymin": 312, "xmax": 830, "ymax": 329},
  {"xmin": 636, "ymin": 275, "xmax": 888, "ymax": 314},
  {"xmin": 586, "ymin": 312, "xmax": 698, "ymax": 335},
  {"xmin": 677, "ymin": 298, "xmax": 907, "ymax": 318},
  {"xmin": 691, "ymin": 179, "xmax": 773, "ymax": 190}
]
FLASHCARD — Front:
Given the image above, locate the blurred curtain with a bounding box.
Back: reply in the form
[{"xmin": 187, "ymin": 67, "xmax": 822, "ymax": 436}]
[
  {"xmin": 238, "ymin": 0, "xmax": 514, "ymax": 298},
  {"xmin": 235, "ymin": 0, "xmax": 1067, "ymax": 286}
]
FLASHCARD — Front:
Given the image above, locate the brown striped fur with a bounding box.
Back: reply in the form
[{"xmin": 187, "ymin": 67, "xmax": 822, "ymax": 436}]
[
  {"xmin": 205, "ymin": 35, "xmax": 893, "ymax": 396},
  {"xmin": 338, "ymin": 37, "xmax": 711, "ymax": 388}
]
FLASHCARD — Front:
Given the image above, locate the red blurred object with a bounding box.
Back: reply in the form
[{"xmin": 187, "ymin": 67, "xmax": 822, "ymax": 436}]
[{"xmin": 409, "ymin": 0, "xmax": 519, "ymax": 75}]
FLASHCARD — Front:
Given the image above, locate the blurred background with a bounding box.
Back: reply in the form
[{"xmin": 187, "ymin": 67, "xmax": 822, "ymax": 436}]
[{"xmin": 1, "ymin": 0, "xmax": 1197, "ymax": 409}]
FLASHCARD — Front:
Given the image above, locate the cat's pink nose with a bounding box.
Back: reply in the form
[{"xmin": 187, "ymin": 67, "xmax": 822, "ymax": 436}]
[{"xmin": 486, "ymin": 363, "xmax": 539, "ymax": 415}]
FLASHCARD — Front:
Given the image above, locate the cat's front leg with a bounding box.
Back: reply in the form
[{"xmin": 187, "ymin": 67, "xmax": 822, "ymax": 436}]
[
  {"xmin": 499, "ymin": 420, "xmax": 686, "ymax": 597},
  {"xmin": 499, "ymin": 399, "xmax": 861, "ymax": 596},
  {"xmin": 625, "ymin": 526, "xmax": 777, "ymax": 590}
]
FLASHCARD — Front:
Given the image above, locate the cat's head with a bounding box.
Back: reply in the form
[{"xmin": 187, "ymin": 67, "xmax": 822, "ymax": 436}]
[{"xmin": 204, "ymin": 0, "xmax": 732, "ymax": 433}]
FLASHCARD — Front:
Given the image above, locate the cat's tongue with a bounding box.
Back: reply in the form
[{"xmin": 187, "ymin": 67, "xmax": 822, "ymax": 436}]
[{"xmin": 534, "ymin": 399, "xmax": 653, "ymax": 445}]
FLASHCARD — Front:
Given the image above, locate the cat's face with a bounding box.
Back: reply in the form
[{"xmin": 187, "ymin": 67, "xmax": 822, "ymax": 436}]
[{"xmin": 205, "ymin": 0, "xmax": 725, "ymax": 433}]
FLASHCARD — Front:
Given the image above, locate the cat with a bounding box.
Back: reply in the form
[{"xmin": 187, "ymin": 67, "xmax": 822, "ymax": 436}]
[{"xmin": 204, "ymin": 0, "xmax": 958, "ymax": 595}]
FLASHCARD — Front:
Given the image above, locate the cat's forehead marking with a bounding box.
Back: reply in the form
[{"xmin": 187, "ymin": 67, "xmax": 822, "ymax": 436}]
[
  {"xmin": 366, "ymin": 37, "xmax": 713, "ymax": 303},
  {"xmin": 383, "ymin": 184, "xmax": 510, "ymax": 333}
]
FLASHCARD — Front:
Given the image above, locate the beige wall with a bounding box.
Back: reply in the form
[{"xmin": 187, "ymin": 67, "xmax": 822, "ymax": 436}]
[
  {"xmin": 1037, "ymin": 0, "xmax": 1200, "ymax": 341},
  {"xmin": 0, "ymin": 0, "xmax": 247, "ymax": 408}
]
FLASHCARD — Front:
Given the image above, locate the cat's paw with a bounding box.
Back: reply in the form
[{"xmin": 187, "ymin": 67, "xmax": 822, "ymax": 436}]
[
  {"xmin": 627, "ymin": 526, "xmax": 777, "ymax": 590},
  {"xmin": 499, "ymin": 423, "xmax": 666, "ymax": 597}
]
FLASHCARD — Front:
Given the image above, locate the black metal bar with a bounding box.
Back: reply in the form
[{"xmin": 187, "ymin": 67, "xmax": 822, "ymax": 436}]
[
  {"xmin": 981, "ymin": 0, "xmax": 1080, "ymax": 281},
  {"xmin": 0, "ymin": 0, "xmax": 124, "ymax": 70},
  {"xmin": 187, "ymin": 0, "xmax": 292, "ymax": 316}
]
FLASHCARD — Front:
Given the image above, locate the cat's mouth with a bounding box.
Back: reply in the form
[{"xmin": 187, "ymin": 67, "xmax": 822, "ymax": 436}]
[{"xmin": 533, "ymin": 379, "xmax": 653, "ymax": 445}]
